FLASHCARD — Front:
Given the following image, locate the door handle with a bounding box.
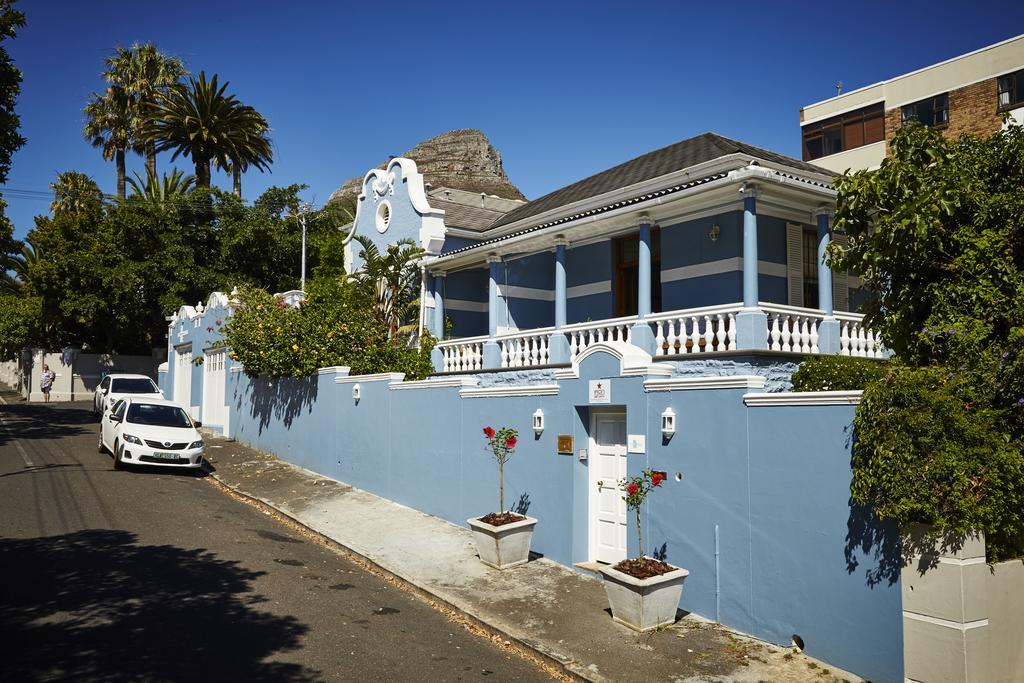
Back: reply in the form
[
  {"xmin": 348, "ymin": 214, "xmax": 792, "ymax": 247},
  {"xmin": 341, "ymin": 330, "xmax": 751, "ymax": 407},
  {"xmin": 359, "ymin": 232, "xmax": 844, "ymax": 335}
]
[{"xmin": 597, "ymin": 480, "xmax": 603, "ymax": 487}]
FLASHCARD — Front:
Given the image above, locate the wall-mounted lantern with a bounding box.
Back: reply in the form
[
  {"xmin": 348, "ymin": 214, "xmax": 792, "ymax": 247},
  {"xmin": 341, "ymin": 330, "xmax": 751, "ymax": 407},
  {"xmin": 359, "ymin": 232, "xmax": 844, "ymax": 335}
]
[
  {"xmin": 352, "ymin": 383, "xmax": 361, "ymax": 402},
  {"xmin": 661, "ymin": 407, "xmax": 676, "ymax": 437},
  {"xmin": 532, "ymin": 408, "xmax": 544, "ymax": 435},
  {"xmin": 708, "ymin": 222, "xmax": 721, "ymax": 243}
]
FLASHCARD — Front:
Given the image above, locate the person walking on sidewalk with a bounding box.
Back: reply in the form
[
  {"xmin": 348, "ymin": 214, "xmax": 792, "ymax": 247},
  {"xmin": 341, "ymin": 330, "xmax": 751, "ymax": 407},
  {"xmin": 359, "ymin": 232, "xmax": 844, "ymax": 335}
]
[{"xmin": 40, "ymin": 364, "xmax": 55, "ymax": 403}]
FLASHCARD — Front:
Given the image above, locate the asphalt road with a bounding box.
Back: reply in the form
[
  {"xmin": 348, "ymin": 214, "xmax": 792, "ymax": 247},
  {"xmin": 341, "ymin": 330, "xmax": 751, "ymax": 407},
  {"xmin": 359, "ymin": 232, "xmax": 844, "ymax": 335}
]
[{"xmin": 0, "ymin": 394, "xmax": 552, "ymax": 682}]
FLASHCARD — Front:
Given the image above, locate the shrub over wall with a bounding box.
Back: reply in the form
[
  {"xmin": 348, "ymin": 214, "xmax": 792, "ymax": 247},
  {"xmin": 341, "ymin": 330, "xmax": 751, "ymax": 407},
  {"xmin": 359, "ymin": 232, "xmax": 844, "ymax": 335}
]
[
  {"xmin": 790, "ymin": 355, "xmax": 887, "ymax": 392},
  {"xmin": 852, "ymin": 365, "xmax": 1024, "ymax": 560},
  {"xmin": 223, "ymin": 277, "xmax": 434, "ymax": 380}
]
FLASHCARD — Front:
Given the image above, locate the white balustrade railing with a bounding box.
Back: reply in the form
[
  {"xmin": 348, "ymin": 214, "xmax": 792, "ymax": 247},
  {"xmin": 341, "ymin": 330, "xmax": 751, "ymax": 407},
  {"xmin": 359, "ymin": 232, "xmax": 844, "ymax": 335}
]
[
  {"xmin": 762, "ymin": 304, "xmax": 821, "ymax": 354},
  {"xmin": 435, "ymin": 335, "xmax": 487, "ymax": 372},
  {"xmin": 433, "ymin": 304, "xmax": 885, "ymax": 372},
  {"xmin": 562, "ymin": 315, "xmax": 636, "ymax": 361},
  {"xmin": 496, "ymin": 327, "xmax": 554, "ymax": 368},
  {"xmin": 836, "ymin": 313, "xmax": 884, "ymax": 359},
  {"xmin": 647, "ymin": 304, "xmax": 739, "ymax": 356}
]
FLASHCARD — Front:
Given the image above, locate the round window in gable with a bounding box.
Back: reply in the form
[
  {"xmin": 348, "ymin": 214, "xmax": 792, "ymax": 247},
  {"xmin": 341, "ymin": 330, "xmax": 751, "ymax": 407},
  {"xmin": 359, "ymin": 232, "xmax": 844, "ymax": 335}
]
[{"xmin": 375, "ymin": 200, "xmax": 392, "ymax": 234}]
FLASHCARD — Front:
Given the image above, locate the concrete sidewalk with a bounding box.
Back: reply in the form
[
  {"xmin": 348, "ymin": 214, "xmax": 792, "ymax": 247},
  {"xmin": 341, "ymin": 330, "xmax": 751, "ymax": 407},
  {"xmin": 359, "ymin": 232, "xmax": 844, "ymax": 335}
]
[{"xmin": 200, "ymin": 433, "xmax": 861, "ymax": 683}]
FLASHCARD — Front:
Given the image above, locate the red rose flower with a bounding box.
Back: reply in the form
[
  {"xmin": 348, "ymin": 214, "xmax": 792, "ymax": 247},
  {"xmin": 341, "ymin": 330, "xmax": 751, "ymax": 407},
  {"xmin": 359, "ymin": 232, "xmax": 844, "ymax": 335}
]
[
  {"xmin": 627, "ymin": 482, "xmax": 638, "ymax": 495},
  {"xmin": 483, "ymin": 427, "xmax": 495, "ymax": 438},
  {"xmin": 651, "ymin": 472, "xmax": 664, "ymax": 487},
  {"xmin": 506, "ymin": 436, "xmax": 517, "ymax": 448}
]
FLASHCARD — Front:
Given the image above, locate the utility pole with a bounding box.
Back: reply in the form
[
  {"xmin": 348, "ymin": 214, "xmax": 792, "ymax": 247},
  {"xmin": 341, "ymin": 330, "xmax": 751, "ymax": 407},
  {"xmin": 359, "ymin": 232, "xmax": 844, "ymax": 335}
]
[{"xmin": 290, "ymin": 202, "xmax": 314, "ymax": 292}]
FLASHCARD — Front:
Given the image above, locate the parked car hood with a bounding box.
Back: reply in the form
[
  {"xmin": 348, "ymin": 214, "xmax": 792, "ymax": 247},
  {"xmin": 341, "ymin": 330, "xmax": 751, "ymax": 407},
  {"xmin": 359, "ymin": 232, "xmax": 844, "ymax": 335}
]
[{"xmin": 121, "ymin": 423, "xmax": 200, "ymax": 443}]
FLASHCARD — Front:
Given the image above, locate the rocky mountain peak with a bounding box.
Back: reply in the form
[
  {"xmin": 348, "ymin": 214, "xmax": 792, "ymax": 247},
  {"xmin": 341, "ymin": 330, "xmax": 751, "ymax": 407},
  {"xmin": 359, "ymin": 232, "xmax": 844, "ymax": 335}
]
[{"xmin": 328, "ymin": 129, "xmax": 525, "ymax": 206}]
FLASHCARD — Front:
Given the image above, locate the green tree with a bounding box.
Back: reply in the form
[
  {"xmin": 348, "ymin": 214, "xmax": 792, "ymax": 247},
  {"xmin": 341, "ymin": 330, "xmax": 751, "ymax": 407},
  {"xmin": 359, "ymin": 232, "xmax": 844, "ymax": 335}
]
[
  {"xmin": 125, "ymin": 168, "xmax": 195, "ymax": 204},
  {"xmin": 0, "ymin": 293, "xmax": 37, "ymax": 360},
  {"xmin": 352, "ymin": 235, "xmax": 424, "ymax": 338},
  {"xmin": 83, "ymin": 87, "xmax": 135, "ymax": 199},
  {"xmin": 49, "ymin": 171, "xmax": 104, "ymax": 217},
  {"xmin": 144, "ymin": 72, "xmax": 273, "ymax": 190},
  {"xmin": 0, "ymin": 0, "xmax": 25, "ymax": 185},
  {"xmin": 214, "ymin": 104, "xmax": 272, "ymax": 198},
  {"xmin": 831, "ymin": 122, "xmax": 1024, "ymax": 559},
  {"xmin": 102, "ymin": 42, "xmax": 187, "ymax": 179}
]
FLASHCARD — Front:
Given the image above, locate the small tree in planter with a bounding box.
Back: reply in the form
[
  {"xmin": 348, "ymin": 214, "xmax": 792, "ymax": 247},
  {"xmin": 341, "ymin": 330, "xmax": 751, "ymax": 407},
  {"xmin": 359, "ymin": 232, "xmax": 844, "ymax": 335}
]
[
  {"xmin": 466, "ymin": 425, "xmax": 538, "ymax": 569},
  {"xmin": 600, "ymin": 468, "xmax": 690, "ymax": 631}
]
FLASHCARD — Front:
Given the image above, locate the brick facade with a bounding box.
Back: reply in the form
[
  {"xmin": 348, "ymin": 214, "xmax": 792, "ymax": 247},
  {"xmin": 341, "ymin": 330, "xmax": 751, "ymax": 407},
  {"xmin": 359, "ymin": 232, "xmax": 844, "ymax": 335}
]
[{"xmin": 885, "ymin": 77, "xmax": 1003, "ymax": 151}]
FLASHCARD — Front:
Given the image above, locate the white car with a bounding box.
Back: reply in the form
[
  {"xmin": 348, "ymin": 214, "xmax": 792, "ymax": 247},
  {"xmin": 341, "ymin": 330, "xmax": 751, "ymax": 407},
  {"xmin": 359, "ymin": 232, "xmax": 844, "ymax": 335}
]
[
  {"xmin": 98, "ymin": 397, "xmax": 205, "ymax": 472},
  {"xmin": 94, "ymin": 373, "xmax": 163, "ymax": 416}
]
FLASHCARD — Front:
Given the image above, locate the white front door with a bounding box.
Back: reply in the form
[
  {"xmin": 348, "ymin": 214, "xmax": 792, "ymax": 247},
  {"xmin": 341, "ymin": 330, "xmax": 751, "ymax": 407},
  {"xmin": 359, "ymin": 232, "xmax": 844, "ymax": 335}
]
[
  {"xmin": 590, "ymin": 410, "xmax": 628, "ymax": 564},
  {"xmin": 174, "ymin": 345, "xmax": 192, "ymax": 412},
  {"xmin": 202, "ymin": 349, "xmax": 226, "ymax": 425}
]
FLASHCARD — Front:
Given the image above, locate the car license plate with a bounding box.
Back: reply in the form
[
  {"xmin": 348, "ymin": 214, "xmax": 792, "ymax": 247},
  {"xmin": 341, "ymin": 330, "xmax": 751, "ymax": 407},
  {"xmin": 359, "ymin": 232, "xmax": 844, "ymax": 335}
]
[{"xmin": 152, "ymin": 452, "xmax": 177, "ymax": 459}]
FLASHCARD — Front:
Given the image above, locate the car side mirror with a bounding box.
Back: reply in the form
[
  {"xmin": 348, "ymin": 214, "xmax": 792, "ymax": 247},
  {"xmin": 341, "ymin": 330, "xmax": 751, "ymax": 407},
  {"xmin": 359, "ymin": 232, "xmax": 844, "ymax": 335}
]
[
  {"xmin": 109, "ymin": 414, "xmax": 121, "ymax": 423},
  {"xmin": 193, "ymin": 421, "xmax": 202, "ymax": 428}
]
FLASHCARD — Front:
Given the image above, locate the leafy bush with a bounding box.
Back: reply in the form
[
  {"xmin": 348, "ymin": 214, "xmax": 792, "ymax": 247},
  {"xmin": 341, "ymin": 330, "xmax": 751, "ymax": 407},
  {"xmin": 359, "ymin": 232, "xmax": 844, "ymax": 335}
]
[
  {"xmin": 790, "ymin": 355, "xmax": 887, "ymax": 392},
  {"xmin": 852, "ymin": 364, "xmax": 1024, "ymax": 560},
  {"xmin": 223, "ymin": 277, "xmax": 434, "ymax": 380}
]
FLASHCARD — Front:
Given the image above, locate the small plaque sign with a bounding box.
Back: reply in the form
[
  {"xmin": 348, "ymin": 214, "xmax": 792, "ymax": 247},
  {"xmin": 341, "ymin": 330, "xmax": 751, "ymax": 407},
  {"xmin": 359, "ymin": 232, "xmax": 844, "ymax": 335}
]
[
  {"xmin": 627, "ymin": 434, "xmax": 646, "ymax": 454},
  {"xmin": 557, "ymin": 434, "xmax": 574, "ymax": 454},
  {"xmin": 589, "ymin": 379, "xmax": 611, "ymax": 404}
]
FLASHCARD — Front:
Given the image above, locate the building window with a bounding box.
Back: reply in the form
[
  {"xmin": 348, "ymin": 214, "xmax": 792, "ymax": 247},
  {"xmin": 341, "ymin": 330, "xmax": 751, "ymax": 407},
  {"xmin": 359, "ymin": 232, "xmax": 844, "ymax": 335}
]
[
  {"xmin": 901, "ymin": 93, "xmax": 949, "ymax": 128},
  {"xmin": 802, "ymin": 229, "xmax": 819, "ymax": 309},
  {"xmin": 613, "ymin": 230, "xmax": 661, "ymax": 317},
  {"xmin": 998, "ymin": 69, "xmax": 1024, "ymax": 111},
  {"xmin": 802, "ymin": 103, "xmax": 885, "ymax": 161}
]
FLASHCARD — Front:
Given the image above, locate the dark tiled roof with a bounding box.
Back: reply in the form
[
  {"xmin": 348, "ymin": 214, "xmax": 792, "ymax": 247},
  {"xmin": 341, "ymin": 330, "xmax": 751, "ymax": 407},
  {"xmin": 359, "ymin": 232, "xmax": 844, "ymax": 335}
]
[
  {"xmin": 430, "ymin": 198, "xmax": 508, "ymax": 232},
  {"xmin": 491, "ymin": 132, "xmax": 834, "ymax": 229}
]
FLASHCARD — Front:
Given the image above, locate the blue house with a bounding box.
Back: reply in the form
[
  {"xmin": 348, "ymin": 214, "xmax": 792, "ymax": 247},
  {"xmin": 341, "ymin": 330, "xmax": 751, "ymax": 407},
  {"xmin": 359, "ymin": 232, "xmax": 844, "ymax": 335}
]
[
  {"xmin": 344, "ymin": 132, "xmax": 882, "ymax": 375},
  {"xmin": 162, "ymin": 133, "xmax": 913, "ymax": 682}
]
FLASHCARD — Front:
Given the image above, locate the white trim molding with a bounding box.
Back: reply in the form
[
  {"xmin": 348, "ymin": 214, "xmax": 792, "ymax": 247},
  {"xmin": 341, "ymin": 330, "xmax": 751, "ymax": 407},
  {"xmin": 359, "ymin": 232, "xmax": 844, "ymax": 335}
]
[
  {"xmin": 645, "ymin": 375, "xmax": 767, "ymax": 392},
  {"xmin": 554, "ymin": 341, "xmax": 671, "ymax": 380},
  {"xmin": 743, "ymin": 390, "xmax": 862, "ymax": 406},
  {"xmin": 497, "ymin": 284, "xmax": 555, "ymax": 301},
  {"xmin": 444, "ymin": 298, "xmax": 489, "ymax": 313},
  {"xmin": 903, "ymin": 612, "xmax": 989, "ymax": 632},
  {"xmin": 460, "ymin": 384, "xmax": 560, "ymax": 398},
  {"xmin": 661, "ymin": 258, "xmax": 787, "ymax": 284},
  {"xmin": 317, "ymin": 366, "xmax": 351, "ymax": 376},
  {"xmin": 567, "ymin": 280, "xmax": 611, "ymax": 299},
  {"xmin": 389, "ymin": 376, "xmax": 480, "ymax": 391},
  {"xmin": 335, "ymin": 372, "xmax": 405, "ymax": 384}
]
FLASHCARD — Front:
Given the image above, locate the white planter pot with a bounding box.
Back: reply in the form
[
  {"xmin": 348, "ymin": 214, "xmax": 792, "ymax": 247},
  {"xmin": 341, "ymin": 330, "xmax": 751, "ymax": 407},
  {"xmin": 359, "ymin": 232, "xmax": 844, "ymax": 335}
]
[
  {"xmin": 600, "ymin": 562, "xmax": 689, "ymax": 631},
  {"xmin": 466, "ymin": 515, "xmax": 538, "ymax": 569}
]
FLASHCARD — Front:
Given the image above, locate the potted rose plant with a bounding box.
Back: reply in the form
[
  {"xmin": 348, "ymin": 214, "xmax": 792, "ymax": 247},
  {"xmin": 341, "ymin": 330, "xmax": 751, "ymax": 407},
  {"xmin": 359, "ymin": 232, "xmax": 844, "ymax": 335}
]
[
  {"xmin": 600, "ymin": 468, "xmax": 689, "ymax": 631},
  {"xmin": 466, "ymin": 426, "xmax": 538, "ymax": 569}
]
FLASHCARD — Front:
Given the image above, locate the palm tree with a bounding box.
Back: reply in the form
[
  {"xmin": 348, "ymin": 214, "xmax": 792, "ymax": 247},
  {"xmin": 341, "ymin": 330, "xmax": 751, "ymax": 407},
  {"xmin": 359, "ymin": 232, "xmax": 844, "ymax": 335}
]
[
  {"xmin": 102, "ymin": 43, "xmax": 187, "ymax": 178},
  {"xmin": 1, "ymin": 238, "xmax": 41, "ymax": 294},
  {"xmin": 352, "ymin": 235, "xmax": 424, "ymax": 339},
  {"xmin": 214, "ymin": 104, "xmax": 273, "ymax": 198},
  {"xmin": 50, "ymin": 171, "xmax": 104, "ymax": 216},
  {"xmin": 83, "ymin": 86, "xmax": 135, "ymax": 198},
  {"xmin": 144, "ymin": 72, "xmax": 273, "ymax": 191},
  {"xmin": 125, "ymin": 168, "xmax": 196, "ymax": 204}
]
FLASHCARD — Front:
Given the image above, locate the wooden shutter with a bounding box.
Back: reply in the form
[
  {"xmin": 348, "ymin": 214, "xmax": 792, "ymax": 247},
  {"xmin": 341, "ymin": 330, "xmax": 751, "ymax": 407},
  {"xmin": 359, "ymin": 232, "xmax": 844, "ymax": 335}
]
[
  {"xmin": 786, "ymin": 222, "xmax": 804, "ymax": 306},
  {"xmin": 831, "ymin": 233, "xmax": 849, "ymax": 312}
]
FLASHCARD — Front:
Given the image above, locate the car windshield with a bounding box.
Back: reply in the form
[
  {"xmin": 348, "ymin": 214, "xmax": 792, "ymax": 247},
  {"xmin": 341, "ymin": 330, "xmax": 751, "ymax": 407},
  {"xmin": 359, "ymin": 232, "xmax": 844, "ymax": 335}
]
[
  {"xmin": 126, "ymin": 403, "xmax": 192, "ymax": 428},
  {"xmin": 111, "ymin": 378, "xmax": 159, "ymax": 394}
]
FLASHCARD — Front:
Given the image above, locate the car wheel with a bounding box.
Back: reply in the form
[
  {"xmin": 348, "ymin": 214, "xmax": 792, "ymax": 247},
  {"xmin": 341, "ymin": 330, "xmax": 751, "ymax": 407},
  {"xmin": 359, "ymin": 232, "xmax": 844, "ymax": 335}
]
[{"xmin": 113, "ymin": 441, "xmax": 124, "ymax": 470}]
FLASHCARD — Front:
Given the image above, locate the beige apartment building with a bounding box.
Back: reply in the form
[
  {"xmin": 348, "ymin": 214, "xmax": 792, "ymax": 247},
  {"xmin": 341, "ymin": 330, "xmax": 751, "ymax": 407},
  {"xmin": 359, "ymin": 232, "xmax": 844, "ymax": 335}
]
[{"xmin": 800, "ymin": 34, "xmax": 1024, "ymax": 173}]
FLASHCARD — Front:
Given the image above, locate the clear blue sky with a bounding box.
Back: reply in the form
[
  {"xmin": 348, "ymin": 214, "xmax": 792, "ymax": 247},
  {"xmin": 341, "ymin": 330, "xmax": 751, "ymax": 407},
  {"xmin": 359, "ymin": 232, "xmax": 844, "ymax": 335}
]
[{"xmin": 5, "ymin": 0, "xmax": 1023, "ymax": 240}]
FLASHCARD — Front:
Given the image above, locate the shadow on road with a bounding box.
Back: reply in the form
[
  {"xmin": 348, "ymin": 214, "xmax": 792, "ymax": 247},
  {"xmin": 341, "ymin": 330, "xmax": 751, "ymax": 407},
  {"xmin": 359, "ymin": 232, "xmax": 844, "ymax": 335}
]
[
  {"xmin": 0, "ymin": 401, "xmax": 95, "ymax": 447},
  {"xmin": 0, "ymin": 529, "xmax": 321, "ymax": 681}
]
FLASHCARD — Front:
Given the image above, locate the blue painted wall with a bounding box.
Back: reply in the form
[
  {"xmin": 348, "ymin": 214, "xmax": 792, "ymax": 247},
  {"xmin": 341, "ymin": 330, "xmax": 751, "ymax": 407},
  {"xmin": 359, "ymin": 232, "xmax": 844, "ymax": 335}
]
[
  {"xmin": 566, "ymin": 241, "xmax": 612, "ymax": 323},
  {"xmin": 441, "ymin": 235, "xmax": 481, "ymax": 254},
  {"xmin": 443, "ymin": 268, "xmax": 488, "ymax": 338},
  {"xmin": 349, "ymin": 163, "xmax": 431, "ymax": 274},
  {"xmin": 217, "ymin": 347, "xmax": 902, "ymax": 683}
]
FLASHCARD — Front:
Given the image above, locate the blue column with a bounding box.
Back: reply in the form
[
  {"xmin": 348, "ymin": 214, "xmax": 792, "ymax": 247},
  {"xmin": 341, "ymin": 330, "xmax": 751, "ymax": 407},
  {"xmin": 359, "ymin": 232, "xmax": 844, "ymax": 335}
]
[
  {"xmin": 483, "ymin": 256, "xmax": 502, "ymax": 368},
  {"xmin": 629, "ymin": 216, "xmax": 657, "ymax": 354},
  {"xmin": 549, "ymin": 239, "xmax": 571, "ymax": 364},
  {"xmin": 815, "ymin": 208, "xmax": 840, "ymax": 354},
  {"xmin": 742, "ymin": 190, "xmax": 759, "ymax": 308},
  {"xmin": 816, "ymin": 210, "xmax": 833, "ymax": 317},
  {"xmin": 735, "ymin": 185, "xmax": 769, "ymax": 349},
  {"xmin": 433, "ymin": 273, "xmax": 445, "ymax": 338},
  {"xmin": 429, "ymin": 273, "xmax": 445, "ymax": 371}
]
